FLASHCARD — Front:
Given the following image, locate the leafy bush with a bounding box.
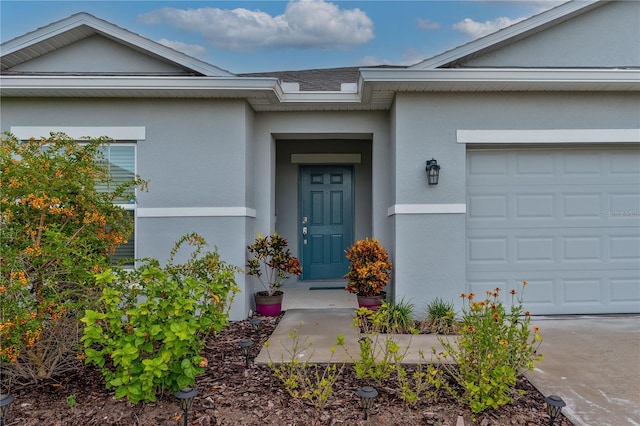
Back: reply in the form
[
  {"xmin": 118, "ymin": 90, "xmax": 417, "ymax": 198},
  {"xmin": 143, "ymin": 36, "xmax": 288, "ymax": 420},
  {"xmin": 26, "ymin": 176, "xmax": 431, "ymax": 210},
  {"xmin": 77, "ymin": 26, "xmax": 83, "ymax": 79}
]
[
  {"xmin": 344, "ymin": 238, "xmax": 392, "ymax": 296},
  {"xmin": 0, "ymin": 132, "xmax": 145, "ymax": 382},
  {"xmin": 81, "ymin": 234, "xmax": 240, "ymax": 404},
  {"xmin": 430, "ymin": 282, "xmax": 543, "ymax": 414}
]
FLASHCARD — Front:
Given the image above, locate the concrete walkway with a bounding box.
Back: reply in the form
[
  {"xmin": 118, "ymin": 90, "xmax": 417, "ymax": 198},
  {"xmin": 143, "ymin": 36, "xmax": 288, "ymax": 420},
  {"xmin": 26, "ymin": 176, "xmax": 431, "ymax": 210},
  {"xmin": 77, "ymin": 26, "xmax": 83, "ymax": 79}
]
[{"xmin": 256, "ymin": 309, "xmax": 640, "ymax": 426}]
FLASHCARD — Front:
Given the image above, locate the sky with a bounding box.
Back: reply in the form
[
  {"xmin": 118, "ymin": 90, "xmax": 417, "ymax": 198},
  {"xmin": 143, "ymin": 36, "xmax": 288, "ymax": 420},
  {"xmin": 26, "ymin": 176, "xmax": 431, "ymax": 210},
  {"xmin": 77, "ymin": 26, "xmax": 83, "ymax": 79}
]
[{"xmin": 0, "ymin": 0, "xmax": 567, "ymax": 74}]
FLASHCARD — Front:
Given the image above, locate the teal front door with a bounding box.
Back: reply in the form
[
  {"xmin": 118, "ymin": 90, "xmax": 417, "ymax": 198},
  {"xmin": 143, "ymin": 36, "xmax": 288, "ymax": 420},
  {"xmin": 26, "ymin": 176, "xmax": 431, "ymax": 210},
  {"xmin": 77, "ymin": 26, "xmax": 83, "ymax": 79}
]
[{"xmin": 299, "ymin": 166, "xmax": 354, "ymax": 280}]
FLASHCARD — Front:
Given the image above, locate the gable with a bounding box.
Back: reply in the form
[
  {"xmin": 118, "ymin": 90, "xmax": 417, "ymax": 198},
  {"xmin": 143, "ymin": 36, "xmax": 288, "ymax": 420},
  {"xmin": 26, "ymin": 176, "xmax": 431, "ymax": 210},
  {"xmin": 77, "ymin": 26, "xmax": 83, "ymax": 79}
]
[
  {"xmin": 1, "ymin": 12, "xmax": 234, "ymax": 77},
  {"xmin": 7, "ymin": 34, "xmax": 193, "ymax": 75},
  {"xmin": 459, "ymin": 1, "xmax": 639, "ymax": 69}
]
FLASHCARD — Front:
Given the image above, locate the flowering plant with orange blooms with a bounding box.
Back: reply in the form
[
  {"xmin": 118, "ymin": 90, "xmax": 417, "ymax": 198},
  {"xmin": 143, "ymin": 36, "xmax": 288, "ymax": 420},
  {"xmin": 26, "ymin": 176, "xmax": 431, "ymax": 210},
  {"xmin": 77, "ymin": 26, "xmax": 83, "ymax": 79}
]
[
  {"xmin": 428, "ymin": 281, "xmax": 543, "ymax": 414},
  {"xmin": 0, "ymin": 132, "xmax": 146, "ymax": 381}
]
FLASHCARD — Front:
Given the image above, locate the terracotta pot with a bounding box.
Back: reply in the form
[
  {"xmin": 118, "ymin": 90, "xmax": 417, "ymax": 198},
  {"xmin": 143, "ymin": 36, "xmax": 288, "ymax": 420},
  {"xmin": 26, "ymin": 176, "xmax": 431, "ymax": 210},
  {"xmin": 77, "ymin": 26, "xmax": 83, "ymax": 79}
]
[
  {"xmin": 254, "ymin": 291, "xmax": 284, "ymax": 317},
  {"xmin": 357, "ymin": 292, "xmax": 386, "ymax": 311}
]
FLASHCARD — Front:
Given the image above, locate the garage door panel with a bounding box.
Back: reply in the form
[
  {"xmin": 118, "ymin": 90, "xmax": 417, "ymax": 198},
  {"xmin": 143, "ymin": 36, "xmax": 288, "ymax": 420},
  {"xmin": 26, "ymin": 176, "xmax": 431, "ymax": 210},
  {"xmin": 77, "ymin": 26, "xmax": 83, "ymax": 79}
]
[{"xmin": 467, "ymin": 148, "xmax": 640, "ymax": 315}]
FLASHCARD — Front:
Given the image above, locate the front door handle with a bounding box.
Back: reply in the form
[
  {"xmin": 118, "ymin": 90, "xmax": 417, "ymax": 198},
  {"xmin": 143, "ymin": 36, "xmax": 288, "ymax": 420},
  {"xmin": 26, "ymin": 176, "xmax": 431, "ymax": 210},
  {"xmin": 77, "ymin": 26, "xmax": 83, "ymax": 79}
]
[{"xmin": 302, "ymin": 226, "xmax": 308, "ymax": 236}]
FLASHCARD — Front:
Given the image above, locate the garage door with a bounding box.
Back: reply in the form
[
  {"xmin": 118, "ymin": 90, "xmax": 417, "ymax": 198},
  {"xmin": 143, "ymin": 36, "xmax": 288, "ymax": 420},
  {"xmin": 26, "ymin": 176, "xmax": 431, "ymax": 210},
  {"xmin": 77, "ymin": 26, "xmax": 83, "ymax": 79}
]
[{"xmin": 466, "ymin": 148, "xmax": 640, "ymax": 315}]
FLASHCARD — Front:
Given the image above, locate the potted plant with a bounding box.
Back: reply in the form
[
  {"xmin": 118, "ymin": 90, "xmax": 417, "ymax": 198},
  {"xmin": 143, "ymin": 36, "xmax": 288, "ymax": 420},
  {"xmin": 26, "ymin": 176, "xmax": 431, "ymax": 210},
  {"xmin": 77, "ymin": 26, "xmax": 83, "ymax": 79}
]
[
  {"xmin": 246, "ymin": 232, "xmax": 302, "ymax": 316},
  {"xmin": 344, "ymin": 238, "xmax": 392, "ymax": 310}
]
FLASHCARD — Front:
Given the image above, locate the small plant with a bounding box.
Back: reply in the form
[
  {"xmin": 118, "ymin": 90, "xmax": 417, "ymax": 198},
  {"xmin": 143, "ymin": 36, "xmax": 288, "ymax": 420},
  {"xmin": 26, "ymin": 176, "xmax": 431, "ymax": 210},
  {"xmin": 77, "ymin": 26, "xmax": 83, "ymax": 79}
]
[
  {"xmin": 373, "ymin": 299, "xmax": 416, "ymax": 334},
  {"xmin": 344, "ymin": 238, "xmax": 392, "ymax": 296},
  {"xmin": 348, "ymin": 307, "xmax": 411, "ymax": 384},
  {"xmin": 395, "ymin": 350, "xmax": 435, "ymax": 407},
  {"xmin": 430, "ymin": 281, "xmax": 543, "ymax": 414},
  {"xmin": 246, "ymin": 232, "xmax": 302, "ymax": 296},
  {"xmin": 66, "ymin": 394, "xmax": 77, "ymax": 409},
  {"xmin": 81, "ymin": 234, "xmax": 240, "ymax": 404},
  {"xmin": 266, "ymin": 325, "xmax": 345, "ymax": 408},
  {"xmin": 422, "ymin": 298, "xmax": 459, "ymax": 334}
]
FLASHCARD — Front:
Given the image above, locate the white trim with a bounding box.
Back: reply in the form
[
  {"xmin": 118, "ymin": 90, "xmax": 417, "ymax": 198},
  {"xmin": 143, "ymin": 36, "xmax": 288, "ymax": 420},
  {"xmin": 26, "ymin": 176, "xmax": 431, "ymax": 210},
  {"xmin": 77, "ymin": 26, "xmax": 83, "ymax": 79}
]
[
  {"xmin": 137, "ymin": 207, "xmax": 257, "ymax": 218},
  {"xmin": 457, "ymin": 129, "xmax": 640, "ymax": 144},
  {"xmin": 388, "ymin": 204, "xmax": 466, "ymax": 216},
  {"xmin": 291, "ymin": 153, "xmax": 362, "ymax": 164},
  {"xmin": 10, "ymin": 126, "xmax": 146, "ymax": 141}
]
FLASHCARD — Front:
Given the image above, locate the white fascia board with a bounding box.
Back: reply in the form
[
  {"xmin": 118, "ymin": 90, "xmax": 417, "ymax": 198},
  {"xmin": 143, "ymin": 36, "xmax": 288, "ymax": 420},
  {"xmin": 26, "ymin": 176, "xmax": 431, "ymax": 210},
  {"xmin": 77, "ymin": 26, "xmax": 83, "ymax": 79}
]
[
  {"xmin": 0, "ymin": 75, "xmax": 280, "ymax": 93},
  {"xmin": 0, "ymin": 75, "xmax": 364, "ymax": 104},
  {"xmin": 457, "ymin": 129, "xmax": 640, "ymax": 144},
  {"xmin": 410, "ymin": 0, "xmax": 605, "ymax": 69},
  {"xmin": 359, "ymin": 68, "xmax": 640, "ymax": 90},
  {"xmin": 388, "ymin": 204, "xmax": 467, "ymax": 216}
]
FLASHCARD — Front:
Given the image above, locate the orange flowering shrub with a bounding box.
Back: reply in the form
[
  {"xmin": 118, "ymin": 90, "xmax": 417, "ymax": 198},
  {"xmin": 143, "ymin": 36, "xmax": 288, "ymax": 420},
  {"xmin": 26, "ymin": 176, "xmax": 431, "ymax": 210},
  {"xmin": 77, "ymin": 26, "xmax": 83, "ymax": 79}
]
[
  {"xmin": 0, "ymin": 132, "xmax": 146, "ymax": 381},
  {"xmin": 429, "ymin": 282, "xmax": 543, "ymax": 414},
  {"xmin": 344, "ymin": 238, "xmax": 392, "ymax": 296}
]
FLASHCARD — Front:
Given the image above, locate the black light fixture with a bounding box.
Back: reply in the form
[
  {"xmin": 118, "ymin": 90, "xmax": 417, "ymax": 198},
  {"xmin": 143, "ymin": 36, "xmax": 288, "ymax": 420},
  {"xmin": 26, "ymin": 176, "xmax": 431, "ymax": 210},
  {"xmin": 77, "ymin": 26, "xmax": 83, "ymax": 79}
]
[
  {"xmin": 545, "ymin": 395, "xmax": 566, "ymax": 426},
  {"xmin": 425, "ymin": 158, "xmax": 440, "ymax": 185},
  {"xmin": 175, "ymin": 387, "xmax": 198, "ymax": 426},
  {"xmin": 356, "ymin": 386, "xmax": 378, "ymax": 420},
  {"xmin": 250, "ymin": 317, "xmax": 263, "ymax": 335},
  {"xmin": 239, "ymin": 338, "xmax": 254, "ymax": 368},
  {"xmin": 0, "ymin": 394, "xmax": 14, "ymax": 426}
]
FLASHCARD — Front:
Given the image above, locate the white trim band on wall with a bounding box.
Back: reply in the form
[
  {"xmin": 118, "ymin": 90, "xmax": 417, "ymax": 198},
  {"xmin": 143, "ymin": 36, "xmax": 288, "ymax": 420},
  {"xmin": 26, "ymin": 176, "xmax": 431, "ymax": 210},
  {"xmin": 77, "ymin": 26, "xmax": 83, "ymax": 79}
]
[
  {"xmin": 291, "ymin": 153, "xmax": 362, "ymax": 164},
  {"xmin": 137, "ymin": 207, "xmax": 257, "ymax": 218},
  {"xmin": 10, "ymin": 126, "xmax": 146, "ymax": 141},
  {"xmin": 388, "ymin": 204, "xmax": 466, "ymax": 216},
  {"xmin": 457, "ymin": 129, "xmax": 640, "ymax": 144}
]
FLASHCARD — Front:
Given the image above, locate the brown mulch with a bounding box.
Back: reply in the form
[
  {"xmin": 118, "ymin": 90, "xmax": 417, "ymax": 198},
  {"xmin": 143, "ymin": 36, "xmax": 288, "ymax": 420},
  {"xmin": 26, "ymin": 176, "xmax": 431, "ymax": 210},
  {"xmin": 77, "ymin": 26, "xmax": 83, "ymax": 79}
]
[{"xmin": 4, "ymin": 315, "xmax": 572, "ymax": 426}]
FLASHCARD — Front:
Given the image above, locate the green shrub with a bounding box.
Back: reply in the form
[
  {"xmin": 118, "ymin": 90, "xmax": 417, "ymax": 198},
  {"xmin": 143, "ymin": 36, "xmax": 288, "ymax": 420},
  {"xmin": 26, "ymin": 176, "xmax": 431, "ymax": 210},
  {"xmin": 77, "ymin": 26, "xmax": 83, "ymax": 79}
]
[
  {"xmin": 0, "ymin": 132, "xmax": 145, "ymax": 382},
  {"xmin": 430, "ymin": 282, "xmax": 543, "ymax": 414},
  {"xmin": 81, "ymin": 234, "xmax": 240, "ymax": 404}
]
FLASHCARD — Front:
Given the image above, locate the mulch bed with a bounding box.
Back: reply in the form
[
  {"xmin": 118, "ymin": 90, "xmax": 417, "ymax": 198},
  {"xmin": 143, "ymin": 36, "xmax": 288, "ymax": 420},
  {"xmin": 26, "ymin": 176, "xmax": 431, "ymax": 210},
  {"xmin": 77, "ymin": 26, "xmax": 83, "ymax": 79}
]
[{"xmin": 4, "ymin": 314, "xmax": 571, "ymax": 425}]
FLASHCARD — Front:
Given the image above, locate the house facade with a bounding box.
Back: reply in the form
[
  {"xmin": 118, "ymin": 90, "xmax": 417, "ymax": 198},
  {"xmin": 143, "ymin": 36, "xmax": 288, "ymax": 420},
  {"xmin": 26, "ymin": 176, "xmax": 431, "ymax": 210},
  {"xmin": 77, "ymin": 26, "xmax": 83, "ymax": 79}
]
[{"xmin": 2, "ymin": 0, "xmax": 639, "ymax": 320}]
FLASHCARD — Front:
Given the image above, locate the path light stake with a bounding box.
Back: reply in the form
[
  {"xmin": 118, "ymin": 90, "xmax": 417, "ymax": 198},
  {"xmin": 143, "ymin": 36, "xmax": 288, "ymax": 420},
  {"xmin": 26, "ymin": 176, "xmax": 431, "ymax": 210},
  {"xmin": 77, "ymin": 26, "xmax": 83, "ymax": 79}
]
[
  {"xmin": 545, "ymin": 395, "xmax": 566, "ymax": 426},
  {"xmin": 0, "ymin": 394, "xmax": 14, "ymax": 426},
  {"xmin": 250, "ymin": 317, "xmax": 263, "ymax": 335},
  {"xmin": 239, "ymin": 338, "xmax": 254, "ymax": 368},
  {"xmin": 357, "ymin": 386, "xmax": 378, "ymax": 420},
  {"xmin": 175, "ymin": 387, "xmax": 198, "ymax": 426}
]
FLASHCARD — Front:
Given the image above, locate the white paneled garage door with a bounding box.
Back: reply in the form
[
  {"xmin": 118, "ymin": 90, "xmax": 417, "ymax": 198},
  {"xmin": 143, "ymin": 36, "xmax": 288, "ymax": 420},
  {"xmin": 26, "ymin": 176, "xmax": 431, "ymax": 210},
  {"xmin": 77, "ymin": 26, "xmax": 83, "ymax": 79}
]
[{"xmin": 466, "ymin": 148, "xmax": 640, "ymax": 315}]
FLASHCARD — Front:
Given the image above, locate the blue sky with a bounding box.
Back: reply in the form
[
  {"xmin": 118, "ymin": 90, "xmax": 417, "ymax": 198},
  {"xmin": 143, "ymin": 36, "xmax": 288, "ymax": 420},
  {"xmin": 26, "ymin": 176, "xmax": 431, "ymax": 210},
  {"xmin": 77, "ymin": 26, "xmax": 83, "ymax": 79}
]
[{"xmin": 0, "ymin": 0, "xmax": 565, "ymax": 73}]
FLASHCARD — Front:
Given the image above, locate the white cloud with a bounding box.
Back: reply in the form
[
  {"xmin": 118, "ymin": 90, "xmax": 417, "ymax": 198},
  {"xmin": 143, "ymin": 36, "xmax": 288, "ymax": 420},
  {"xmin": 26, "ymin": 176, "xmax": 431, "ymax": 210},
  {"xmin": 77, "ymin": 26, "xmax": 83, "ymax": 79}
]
[
  {"xmin": 416, "ymin": 18, "xmax": 440, "ymax": 31},
  {"xmin": 453, "ymin": 16, "xmax": 526, "ymax": 39},
  {"xmin": 138, "ymin": 0, "xmax": 374, "ymax": 52},
  {"xmin": 157, "ymin": 39, "xmax": 207, "ymax": 58}
]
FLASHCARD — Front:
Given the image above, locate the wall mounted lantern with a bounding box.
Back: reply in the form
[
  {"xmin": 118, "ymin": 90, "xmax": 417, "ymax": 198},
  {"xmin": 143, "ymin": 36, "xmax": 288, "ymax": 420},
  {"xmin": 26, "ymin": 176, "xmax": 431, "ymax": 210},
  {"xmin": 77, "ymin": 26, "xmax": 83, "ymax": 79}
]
[
  {"xmin": 175, "ymin": 388, "xmax": 198, "ymax": 426},
  {"xmin": 545, "ymin": 395, "xmax": 566, "ymax": 426},
  {"xmin": 426, "ymin": 158, "xmax": 440, "ymax": 185},
  {"xmin": 356, "ymin": 386, "xmax": 378, "ymax": 420},
  {"xmin": 239, "ymin": 338, "xmax": 254, "ymax": 368},
  {"xmin": 0, "ymin": 394, "xmax": 15, "ymax": 426}
]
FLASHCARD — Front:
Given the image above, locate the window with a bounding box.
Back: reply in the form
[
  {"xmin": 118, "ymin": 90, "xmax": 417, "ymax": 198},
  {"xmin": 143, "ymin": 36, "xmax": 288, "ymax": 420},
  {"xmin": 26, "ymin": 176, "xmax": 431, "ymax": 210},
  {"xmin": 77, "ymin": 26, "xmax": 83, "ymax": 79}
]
[{"xmin": 98, "ymin": 144, "xmax": 137, "ymax": 265}]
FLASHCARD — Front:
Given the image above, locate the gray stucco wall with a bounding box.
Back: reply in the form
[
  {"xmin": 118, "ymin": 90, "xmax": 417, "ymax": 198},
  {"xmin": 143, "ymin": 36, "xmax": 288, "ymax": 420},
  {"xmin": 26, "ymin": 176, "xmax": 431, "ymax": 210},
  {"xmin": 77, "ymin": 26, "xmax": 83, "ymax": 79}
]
[
  {"xmin": 391, "ymin": 90, "xmax": 640, "ymax": 314},
  {"xmin": 1, "ymin": 97, "xmax": 253, "ymax": 320},
  {"xmin": 465, "ymin": 1, "xmax": 640, "ymax": 68}
]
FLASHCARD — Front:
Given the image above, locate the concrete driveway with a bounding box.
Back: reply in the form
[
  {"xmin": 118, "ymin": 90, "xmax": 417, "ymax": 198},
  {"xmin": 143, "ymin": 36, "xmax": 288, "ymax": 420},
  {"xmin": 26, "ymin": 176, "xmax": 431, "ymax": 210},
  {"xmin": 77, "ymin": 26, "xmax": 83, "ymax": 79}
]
[{"xmin": 525, "ymin": 315, "xmax": 640, "ymax": 426}]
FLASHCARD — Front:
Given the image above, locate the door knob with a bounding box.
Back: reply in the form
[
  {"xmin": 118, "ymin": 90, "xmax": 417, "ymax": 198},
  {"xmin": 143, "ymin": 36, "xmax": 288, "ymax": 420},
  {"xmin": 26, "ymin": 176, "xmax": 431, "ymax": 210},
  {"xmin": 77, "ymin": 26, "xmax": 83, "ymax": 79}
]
[{"xmin": 302, "ymin": 226, "xmax": 308, "ymax": 236}]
